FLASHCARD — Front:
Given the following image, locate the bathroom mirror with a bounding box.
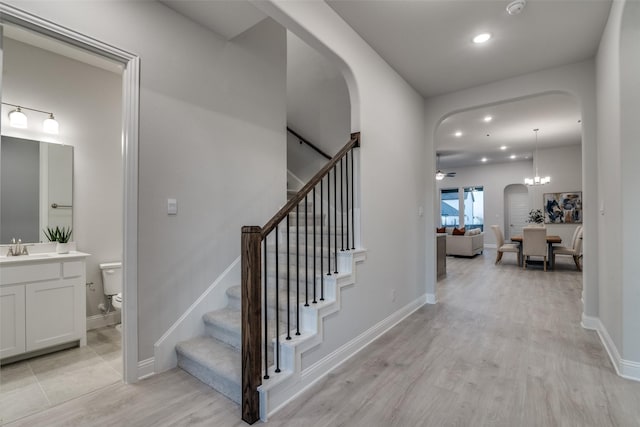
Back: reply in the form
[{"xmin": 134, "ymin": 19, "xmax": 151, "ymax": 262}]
[{"xmin": 1, "ymin": 136, "xmax": 73, "ymax": 244}]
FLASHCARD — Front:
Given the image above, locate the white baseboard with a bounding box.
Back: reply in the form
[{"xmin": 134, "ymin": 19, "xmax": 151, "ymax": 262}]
[
  {"xmin": 138, "ymin": 357, "xmax": 155, "ymax": 380},
  {"xmin": 425, "ymin": 293, "xmax": 437, "ymax": 304},
  {"xmin": 266, "ymin": 294, "xmax": 426, "ymax": 420},
  {"xmin": 581, "ymin": 313, "xmax": 640, "ymax": 382},
  {"xmin": 86, "ymin": 311, "xmax": 121, "ymax": 330},
  {"xmin": 154, "ymin": 257, "xmax": 240, "ymax": 374}
]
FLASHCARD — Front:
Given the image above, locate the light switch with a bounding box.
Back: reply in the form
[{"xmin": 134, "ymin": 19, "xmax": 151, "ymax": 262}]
[{"xmin": 168, "ymin": 198, "xmax": 177, "ymax": 215}]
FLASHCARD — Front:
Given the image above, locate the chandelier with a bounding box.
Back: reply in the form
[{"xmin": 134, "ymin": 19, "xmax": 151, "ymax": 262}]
[{"xmin": 524, "ymin": 128, "xmax": 550, "ymax": 186}]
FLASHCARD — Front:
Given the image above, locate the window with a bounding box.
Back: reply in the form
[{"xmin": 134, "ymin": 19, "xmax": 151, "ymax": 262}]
[
  {"xmin": 440, "ymin": 186, "xmax": 484, "ymax": 231},
  {"xmin": 440, "ymin": 188, "xmax": 460, "ymax": 227}
]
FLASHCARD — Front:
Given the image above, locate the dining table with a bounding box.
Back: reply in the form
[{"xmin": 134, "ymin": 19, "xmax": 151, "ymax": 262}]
[{"xmin": 510, "ymin": 234, "xmax": 562, "ymax": 269}]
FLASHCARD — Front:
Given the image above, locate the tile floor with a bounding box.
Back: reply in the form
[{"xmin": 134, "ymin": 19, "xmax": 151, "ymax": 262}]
[{"xmin": 0, "ymin": 325, "xmax": 122, "ymax": 425}]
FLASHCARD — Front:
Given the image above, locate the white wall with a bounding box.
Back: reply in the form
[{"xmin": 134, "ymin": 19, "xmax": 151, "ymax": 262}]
[
  {"xmin": 436, "ymin": 145, "xmax": 582, "ymax": 247},
  {"xmin": 1, "ymin": 38, "xmax": 122, "ymax": 319},
  {"xmin": 6, "ymin": 1, "xmax": 288, "ymax": 361},
  {"xmin": 425, "ymin": 60, "xmax": 598, "ymax": 318},
  {"xmin": 597, "ymin": 0, "xmax": 640, "ymax": 366},
  {"xmin": 253, "ymin": 1, "xmax": 427, "ymax": 370},
  {"xmin": 286, "ymin": 31, "xmax": 350, "ymax": 183}
]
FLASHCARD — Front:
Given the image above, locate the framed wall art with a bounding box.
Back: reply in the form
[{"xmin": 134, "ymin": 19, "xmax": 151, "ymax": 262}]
[{"xmin": 543, "ymin": 192, "xmax": 582, "ymax": 224}]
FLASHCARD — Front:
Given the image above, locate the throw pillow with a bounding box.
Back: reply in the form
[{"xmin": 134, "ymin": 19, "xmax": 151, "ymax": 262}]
[
  {"xmin": 436, "ymin": 227, "xmax": 446, "ymax": 233},
  {"xmin": 452, "ymin": 227, "xmax": 465, "ymax": 236}
]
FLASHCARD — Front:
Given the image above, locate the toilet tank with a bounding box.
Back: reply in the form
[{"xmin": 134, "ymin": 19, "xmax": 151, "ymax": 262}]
[{"xmin": 100, "ymin": 262, "xmax": 122, "ymax": 296}]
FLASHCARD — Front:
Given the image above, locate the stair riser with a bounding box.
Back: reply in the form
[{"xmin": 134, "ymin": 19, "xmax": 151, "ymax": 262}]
[
  {"xmin": 177, "ymin": 354, "xmax": 241, "ymax": 404},
  {"xmin": 205, "ymin": 323, "xmax": 241, "ymax": 351}
]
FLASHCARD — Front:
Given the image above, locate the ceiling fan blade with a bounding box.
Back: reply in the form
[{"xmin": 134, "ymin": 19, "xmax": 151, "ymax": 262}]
[{"xmin": 446, "ymin": 172, "xmax": 456, "ymax": 177}]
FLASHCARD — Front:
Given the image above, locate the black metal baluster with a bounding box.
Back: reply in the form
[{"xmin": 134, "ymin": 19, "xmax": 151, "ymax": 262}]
[
  {"xmin": 321, "ymin": 179, "xmax": 325, "ymax": 300},
  {"xmin": 346, "ymin": 150, "xmax": 350, "ymax": 251},
  {"xmin": 313, "ymin": 187, "xmax": 317, "ymax": 304},
  {"xmin": 263, "ymin": 239, "xmax": 269, "ymax": 379},
  {"xmin": 286, "ymin": 215, "xmax": 291, "ymax": 340},
  {"xmin": 274, "ymin": 226, "xmax": 280, "ymax": 373},
  {"xmin": 296, "ymin": 204, "xmax": 301, "ymax": 336},
  {"xmin": 327, "ymin": 174, "xmax": 331, "ymax": 276},
  {"xmin": 341, "ymin": 158, "xmax": 344, "ymax": 252},
  {"xmin": 305, "ymin": 195, "xmax": 309, "ymax": 307},
  {"xmin": 351, "ymin": 147, "xmax": 355, "ymax": 250},
  {"xmin": 334, "ymin": 165, "xmax": 338, "ymax": 274}
]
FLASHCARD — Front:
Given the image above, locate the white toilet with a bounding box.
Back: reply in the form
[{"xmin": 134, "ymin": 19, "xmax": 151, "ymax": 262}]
[{"xmin": 100, "ymin": 262, "xmax": 122, "ymax": 310}]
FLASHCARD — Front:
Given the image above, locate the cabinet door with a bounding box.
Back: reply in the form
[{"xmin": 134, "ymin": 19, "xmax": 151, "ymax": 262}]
[
  {"xmin": 26, "ymin": 279, "xmax": 83, "ymax": 352},
  {"xmin": 0, "ymin": 284, "xmax": 26, "ymax": 358}
]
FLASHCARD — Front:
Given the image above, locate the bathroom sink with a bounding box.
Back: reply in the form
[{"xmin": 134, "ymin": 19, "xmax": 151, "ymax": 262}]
[{"xmin": 0, "ymin": 253, "xmax": 56, "ymax": 262}]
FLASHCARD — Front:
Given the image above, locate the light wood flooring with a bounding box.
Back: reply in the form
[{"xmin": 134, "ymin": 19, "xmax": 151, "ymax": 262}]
[{"xmin": 4, "ymin": 250, "xmax": 640, "ymax": 426}]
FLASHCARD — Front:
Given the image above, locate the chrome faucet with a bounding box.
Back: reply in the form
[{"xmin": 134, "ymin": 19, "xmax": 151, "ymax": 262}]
[{"xmin": 7, "ymin": 238, "xmax": 29, "ymax": 256}]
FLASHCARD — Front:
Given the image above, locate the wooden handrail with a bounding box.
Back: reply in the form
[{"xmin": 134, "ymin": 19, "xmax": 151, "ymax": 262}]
[
  {"xmin": 287, "ymin": 127, "xmax": 332, "ymax": 160},
  {"xmin": 262, "ymin": 132, "xmax": 360, "ymax": 238}
]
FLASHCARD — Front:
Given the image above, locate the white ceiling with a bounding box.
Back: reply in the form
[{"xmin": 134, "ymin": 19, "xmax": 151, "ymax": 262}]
[
  {"xmin": 8, "ymin": 0, "xmax": 608, "ymax": 170},
  {"xmin": 326, "ymin": 0, "xmax": 611, "ymax": 98}
]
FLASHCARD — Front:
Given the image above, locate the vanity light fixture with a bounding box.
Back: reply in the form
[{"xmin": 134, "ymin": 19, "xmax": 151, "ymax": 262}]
[{"xmin": 2, "ymin": 102, "xmax": 59, "ymax": 134}]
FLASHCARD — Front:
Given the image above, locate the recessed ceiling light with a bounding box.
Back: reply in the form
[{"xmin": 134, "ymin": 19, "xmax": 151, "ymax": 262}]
[
  {"xmin": 484, "ymin": 115, "xmax": 493, "ymax": 122},
  {"xmin": 481, "ymin": 157, "xmax": 488, "ymax": 162},
  {"xmin": 500, "ymin": 145, "xmax": 507, "ymax": 150},
  {"xmin": 510, "ymin": 154, "xmax": 516, "ymax": 159},
  {"xmin": 473, "ymin": 33, "xmax": 491, "ymax": 44},
  {"xmin": 454, "ymin": 131, "xmax": 462, "ymax": 137}
]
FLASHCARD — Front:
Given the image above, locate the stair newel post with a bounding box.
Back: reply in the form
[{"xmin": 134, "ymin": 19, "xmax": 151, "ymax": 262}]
[{"xmin": 241, "ymin": 226, "xmax": 262, "ymax": 424}]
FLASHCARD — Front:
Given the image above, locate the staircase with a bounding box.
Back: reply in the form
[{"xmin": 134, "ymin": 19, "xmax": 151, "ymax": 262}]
[
  {"xmin": 175, "ymin": 133, "xmax": 361, "ymax": 422},
  {"xmin": 176, "ymin": 201, "xmax": 337, "ymax": 404}
]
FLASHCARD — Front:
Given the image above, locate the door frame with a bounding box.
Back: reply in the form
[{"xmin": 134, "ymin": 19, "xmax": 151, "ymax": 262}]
[
  {"xmin": 0, "ymin": 4, "xmax": 141, "ymax": 383},
  {"xmin": 504, "ymin": 183, "xmax": 529, "ymax": 241}
]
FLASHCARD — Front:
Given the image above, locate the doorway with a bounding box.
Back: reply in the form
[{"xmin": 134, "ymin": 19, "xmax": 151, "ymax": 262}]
[
  {"xmin": 0, "ymin": 3, "xmax": 139, "ymax": 422},
  {"xmin": 505, "ymin": 184, "xmax": 529, "ymax": 240}
]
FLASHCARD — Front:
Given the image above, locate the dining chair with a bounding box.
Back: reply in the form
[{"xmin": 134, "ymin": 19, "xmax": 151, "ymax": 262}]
[
  {"xmin": 552, "ymin": 227, "xmax": 583, "ymax": 271},
  {"xmin": 491, "ymin": 225, "xmax": 520, "ymax": 265},
  {"xmin": 523, "ymin": 226, "xmax": 548, "ymax": 271}
]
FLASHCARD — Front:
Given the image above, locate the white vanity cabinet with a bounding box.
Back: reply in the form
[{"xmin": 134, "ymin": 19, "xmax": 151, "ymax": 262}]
[{"xmin": 0, "ymin": 252, "xmax": 89, "ymax": 360}]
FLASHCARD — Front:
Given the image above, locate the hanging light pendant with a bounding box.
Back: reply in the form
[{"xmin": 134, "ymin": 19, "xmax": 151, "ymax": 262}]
[
  {"xmin": 524, "ymin": 128, "xmax": 551, "ymax": 186},
  {"xmin": 9, "ymin": 107, "xmax": 28, "ymax": 128}
]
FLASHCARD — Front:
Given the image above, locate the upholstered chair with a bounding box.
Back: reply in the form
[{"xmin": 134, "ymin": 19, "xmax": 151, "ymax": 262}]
[
  {"xmin": 552, "ymin": 227, "xmax": 583, "ymax": 271},
  {"xmin": 491, "ymin": 225, "xmax": 520, "ymax": 265},
  {"xmin": 523, "ymin": 226, "xmax": 548, "ymax": 271}
]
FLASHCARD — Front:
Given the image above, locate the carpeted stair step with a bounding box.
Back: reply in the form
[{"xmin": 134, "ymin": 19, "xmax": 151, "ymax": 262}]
[
  {"xmin": 176, "ymin": 336, "xmax": 241, "ymax": 404},
  {"xmin": 203, "ymin": 308, "xmax": 241, "ymax": 350}
]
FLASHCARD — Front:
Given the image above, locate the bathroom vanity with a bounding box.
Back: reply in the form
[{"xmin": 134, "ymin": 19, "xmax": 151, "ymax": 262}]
[{"xmin": 0, "ymin": 249, "xmax": 89, "ymax": 361}]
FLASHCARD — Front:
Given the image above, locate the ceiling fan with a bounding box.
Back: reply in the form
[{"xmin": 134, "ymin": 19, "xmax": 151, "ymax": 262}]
[{"xmin": 435, "ymin": 154, "xmax": 456, "ymax": 180}]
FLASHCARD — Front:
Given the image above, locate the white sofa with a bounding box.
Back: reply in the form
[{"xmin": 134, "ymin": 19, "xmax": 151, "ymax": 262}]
[{"xmin": 443, "ymin": 227, "xmax": 484, "ymax": 257}]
